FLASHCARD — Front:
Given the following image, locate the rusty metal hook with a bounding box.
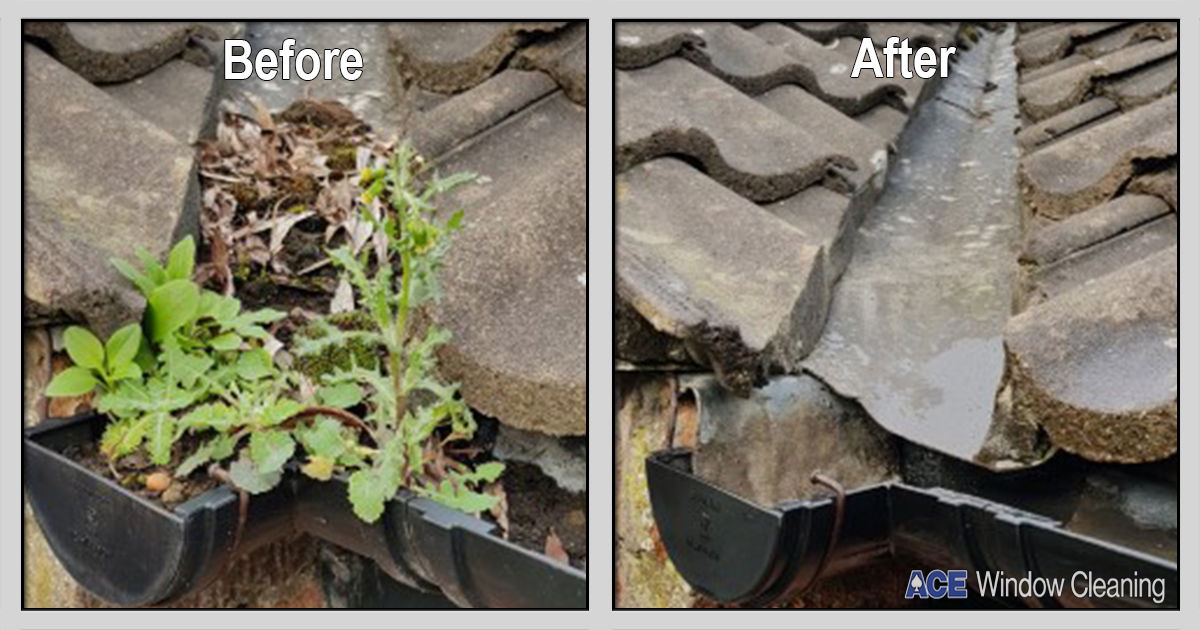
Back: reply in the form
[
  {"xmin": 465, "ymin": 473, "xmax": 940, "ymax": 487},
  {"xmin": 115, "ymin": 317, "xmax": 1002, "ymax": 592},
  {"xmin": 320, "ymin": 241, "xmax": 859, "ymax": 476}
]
[{"xmin": 799, "ymin": 471, "xmax": 846, "ymax": 594}]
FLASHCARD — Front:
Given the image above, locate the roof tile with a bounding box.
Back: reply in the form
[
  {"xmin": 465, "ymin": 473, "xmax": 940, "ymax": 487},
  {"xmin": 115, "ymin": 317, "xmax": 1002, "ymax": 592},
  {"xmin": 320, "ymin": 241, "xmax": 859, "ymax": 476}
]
[
  {"xmin": 617, "ymin": 58, "xmax": 855, "ymax": 201},
  {"xmin": 617, "ymin": 158, "xmax": 828, "ymax": 393},
  {"xmin": 1014, "ymin": 21, "xmax": 1123, "ymax": 69},
  {"xmin": 390, "ymin": 21, "xmax": 566, "ymax": 93},
  {"xmin": 1018, "ymin": 37, "xmax": 1177, "ymax": 121},
  {"xmin": 1005, "ymin": 246, "xmax": 1177, "ymax": 463},
  {"xmin": 1019, "ymin": 94, "xmax": 1175, "ymax": 219}
]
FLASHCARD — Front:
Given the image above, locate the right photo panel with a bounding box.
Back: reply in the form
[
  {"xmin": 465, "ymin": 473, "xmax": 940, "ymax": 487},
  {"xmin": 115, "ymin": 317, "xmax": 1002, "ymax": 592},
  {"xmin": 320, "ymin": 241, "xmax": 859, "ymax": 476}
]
[{"xmin": 614, "ymin": 20, "xmax": 1178, "ymax": 609}]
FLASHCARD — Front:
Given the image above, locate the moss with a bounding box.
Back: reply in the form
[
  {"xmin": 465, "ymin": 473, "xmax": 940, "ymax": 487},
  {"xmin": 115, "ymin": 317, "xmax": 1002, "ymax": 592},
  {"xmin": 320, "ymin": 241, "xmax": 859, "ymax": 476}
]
[
  {"xmin": 284, "ymin": 174, "xmax": 320, "ymax": 205},
  {"xmin": 325, "ymin": 144, "xmax": 358, "ymax": 172},
  {"xmin": 294, "ymin": 311, "xmax": 381, "ymax": 380},
  {"xmin": 230, "ymin": 182, "xmax": 259, "ymax": 208}
]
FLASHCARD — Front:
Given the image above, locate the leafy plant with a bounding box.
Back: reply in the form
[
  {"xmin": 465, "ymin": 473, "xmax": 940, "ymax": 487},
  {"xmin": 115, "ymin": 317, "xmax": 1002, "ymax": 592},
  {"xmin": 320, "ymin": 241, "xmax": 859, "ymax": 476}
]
[
  {"xmin": 294, "ymin": 145, "xmax": 503, "ymax": 522},
  {"xmin": 44, "ymin": 144, "xmax": 503, "ymax": 524},
  {"xmin": 46, "ymin": 236, "xmax": 290, "ymax": 471},
  {"xmin": 44, "ymin": 324, "xmax": 142, "ymax": 396}
]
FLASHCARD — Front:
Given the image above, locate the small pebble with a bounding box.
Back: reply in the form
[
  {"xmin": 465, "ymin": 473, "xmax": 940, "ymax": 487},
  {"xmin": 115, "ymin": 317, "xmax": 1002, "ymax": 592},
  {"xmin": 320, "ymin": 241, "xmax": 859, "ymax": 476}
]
[
  {"xmin": 145, "ymin": 471, "xmax": 171, "ymax": 493},
  {"xmin": 161, "ymin": 482, "xmax": 186, "ymax": 505}
]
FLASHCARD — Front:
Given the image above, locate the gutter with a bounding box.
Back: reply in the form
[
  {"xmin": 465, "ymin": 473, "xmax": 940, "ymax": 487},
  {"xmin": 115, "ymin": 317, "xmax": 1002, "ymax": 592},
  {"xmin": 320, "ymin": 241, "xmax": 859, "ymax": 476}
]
[
  {"xmin": 646, "ymin": 449, "xmax": 1176, "ymax": 608},
  {"xmin": 24, "ymin": 414, "xmax": 585, "ymax": 608}
]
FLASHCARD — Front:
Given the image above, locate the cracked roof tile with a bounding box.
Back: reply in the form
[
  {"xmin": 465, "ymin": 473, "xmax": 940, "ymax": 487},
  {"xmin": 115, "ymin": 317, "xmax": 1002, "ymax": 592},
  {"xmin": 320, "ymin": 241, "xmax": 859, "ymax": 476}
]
[{"xmin": 617, "ymin": 57, "xmax": 855, "ymax": 201}]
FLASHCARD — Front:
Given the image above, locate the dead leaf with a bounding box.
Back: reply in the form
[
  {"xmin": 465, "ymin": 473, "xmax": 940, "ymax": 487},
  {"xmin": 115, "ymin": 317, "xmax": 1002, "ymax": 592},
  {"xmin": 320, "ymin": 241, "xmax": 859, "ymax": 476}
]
[
  {"xmin": 487, "ymin": 482, "xmax": 509, "ymax": 537},
  {"xmin": 263, "ymin": 333, "xmax": 283, "ymax": 359},
  {"xmin": 544, "ymin": 529, "xmax": 569, "ymax": 566},
  {"xmin": 268, "ymin": 209, "xmax": 315, "ymax": 259},
  {"xmin": 244, "ymin": 93, "xmax": 276, "ymax": 131},
  {"xmin": 330, "ymin": 278, "xmax": 355, "ymax": 313}
]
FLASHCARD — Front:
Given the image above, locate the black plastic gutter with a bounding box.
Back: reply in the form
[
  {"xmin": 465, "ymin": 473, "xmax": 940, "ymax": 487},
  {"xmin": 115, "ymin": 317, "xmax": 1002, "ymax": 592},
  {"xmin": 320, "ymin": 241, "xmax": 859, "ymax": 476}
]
[
  {"xmin": 24, "ymin": 414, "xmax": 585, "ymax": 608},
  {"xmin": 646, "ymin": 449, "xmax": 1177, "ymax": 608}
]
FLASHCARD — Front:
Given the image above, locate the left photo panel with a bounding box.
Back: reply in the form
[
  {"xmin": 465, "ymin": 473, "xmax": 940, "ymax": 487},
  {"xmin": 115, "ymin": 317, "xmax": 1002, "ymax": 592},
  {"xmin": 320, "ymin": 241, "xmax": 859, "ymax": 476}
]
[{"xmin": 21, "ymin": 20, "xmax": 587, "ymax": 609}]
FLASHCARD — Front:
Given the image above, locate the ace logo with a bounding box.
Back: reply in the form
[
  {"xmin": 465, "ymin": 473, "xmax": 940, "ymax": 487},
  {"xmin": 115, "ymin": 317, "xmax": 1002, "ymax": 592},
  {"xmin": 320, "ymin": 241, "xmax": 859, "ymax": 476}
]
[{"xmin": 905, "ymin": 569, "xmax": 970, "ymax": 599}]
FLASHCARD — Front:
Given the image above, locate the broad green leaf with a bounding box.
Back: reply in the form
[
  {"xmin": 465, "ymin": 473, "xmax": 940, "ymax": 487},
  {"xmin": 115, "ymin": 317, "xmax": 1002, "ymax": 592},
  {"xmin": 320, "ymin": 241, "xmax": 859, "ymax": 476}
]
[
  {"xmin": 146, "ymin": 279, "xmax": 200, "ymax": 342},
  {"xmin": 110, "ymin": 256, "xmax": 155, "ymax": 296},
  {"xmin": 146, "ymin": 413, "xmax": 177, "ymax": 465},
  {"xmin": 249, "ymin": 429, "xmax": 294, "ymax": 473},
  {"xmin": 447, "ymin": 210, "xmax": 464, "ymax": 231},
  {"xmin": 296, "ymin": 417, "xmax": 348, "ymax": 460},
  {"xmin": 162, "ymin": 337, "xmax": 213, "ymax": 389},
  {"xmin": 105, "ymin": 324, "xmax": 142, "ymax": 372},
  {"xmin": 317, "ymin": 382, "xmax": 363, "ymax": 408},
  {"xmin": 45, "ymin": 366, "xmax": 98, "ymax": 397},
  {"xmin": 63, "ymin": 326, "xmax": 105, "ymax": 371},
  {"xmin": 99, "ymin": 417, "xmax": 147, "ymax": 459},
  {"xmin": 235, "ymin": 348, "xmax": 274, "ymax": 380},
  {"xmin": 260, "ymin": 397, "xmax": 303, "ymax": 427},
  {"xmin": 108, "ymin": 362, "xmax": 142, "ymax": 382},
  {"xmin": 209, "ymin": 332, "xmax": 243, "ymax": 351},
  {"xmin": 229, "ymin": 452, "xmax": 282, "ymax": 494},
  {"xmin": 348, "ymin": 469, "xmax": 389, "ymax": 523},
  {"xmin": 165, "ymin": 236, "xmax": 196, "ymax": 281},
  {"xmin": 135, "ymin": 248, "xmax": 167, "ymax": 285},
  {"xmin": 197, "ymin": 291, "xmax": 241, "ymax": 323},
  {"xmin": 133, "ymin": 335, "xmax": 156, "ymax": 372},
  {"xmin": 300, "ymin": 455, "xmax": 336, "ymax": 481}
]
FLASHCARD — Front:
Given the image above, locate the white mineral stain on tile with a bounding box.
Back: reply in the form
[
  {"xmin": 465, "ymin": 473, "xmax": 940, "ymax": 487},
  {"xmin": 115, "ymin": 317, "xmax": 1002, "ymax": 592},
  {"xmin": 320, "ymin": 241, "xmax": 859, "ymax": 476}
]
[
  {"xmin": 829, "ymin": 63, "xmax": 848, "ymax": 75},
  {"xmin": 618, "ymin": 35, "xmax": 641, "ymax": 45},
  {"xmin": 577, "ymin": 272, "xmax": 586, "ymax": 288}
]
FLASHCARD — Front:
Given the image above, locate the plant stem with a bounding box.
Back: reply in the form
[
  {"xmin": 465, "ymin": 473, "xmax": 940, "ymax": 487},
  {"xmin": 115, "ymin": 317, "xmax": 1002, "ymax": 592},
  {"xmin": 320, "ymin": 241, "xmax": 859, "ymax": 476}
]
[{"xmin": 393, "ymin": 249, "xmax": 412, "ymax": 428}]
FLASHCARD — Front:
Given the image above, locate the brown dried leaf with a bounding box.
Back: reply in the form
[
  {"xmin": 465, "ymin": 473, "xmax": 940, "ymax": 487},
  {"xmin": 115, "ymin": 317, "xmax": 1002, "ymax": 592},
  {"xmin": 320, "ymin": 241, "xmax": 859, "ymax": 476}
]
[
  {"xmin": 544, "ymin": 529, "xmax": 569, "ymax": 566},
  {"xmin": 487, "ymin": 482, "xmax": 509, "ymax": 537},
  {"xmin": 244, "ymin": 93, "xmax": 275, "ymax": 132}
]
